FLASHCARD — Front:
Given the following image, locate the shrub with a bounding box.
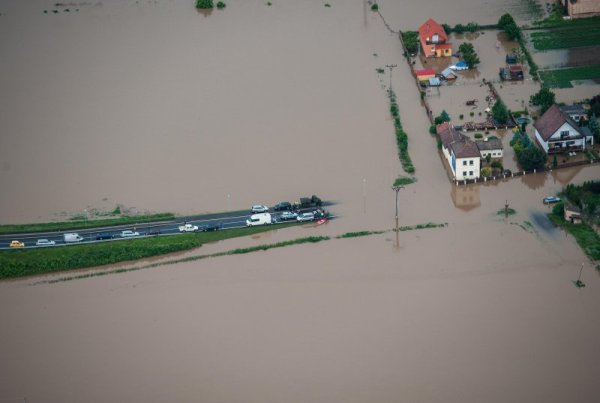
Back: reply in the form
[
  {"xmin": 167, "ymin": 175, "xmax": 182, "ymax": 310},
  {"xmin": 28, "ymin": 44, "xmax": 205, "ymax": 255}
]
[
  {"xmin": 470, "ymin": 111, "xmax": 474, "ymax": 117},
  {"xmin": 517, "ymin": 145, "xmax": 547, "ymax": 171},
  {"xmin": 442, "ymin": 23, "xmax": 451, "ymax": 34},
  {"xmin": 530, "ymin": 87, "xmax": 556, "ymax": 114},
  {"xmin": 402, "ymin": 31, "xmax": 419, "ymax": 54},
  {"xmin": 376, "ymin": 68, "xmax": 385, "ymax": 74},
  {"xmin": 466, "ymin": 22, "xmax": 479, "ymax": 32},
  {"xmin": 491, "ymin": 160, "xmax": 503, "ymax": 170},
  {"xmin": 429, "ymin": 125, "xmax": 437, "ymax": 134},
  {"xmin": 481, "ymin": 167, "xmax": 492, "ymax": 177},
  {"xmin": 371, "ymin": 3, "xmax": 378, "ymax": 11},
  {"xmin": 459, "ymin": 114, "xmax": 464, "ymax": 120},
  {"xmin": 454, "ymin": 24, "xmax": 465, "ymax": 33},
  {"xmin": 492, "ymin": 98, "xmax": 509, "ymax": 124},
  {"xmin": 216, "ymin": 1, "xmax": 226, "ymax": 8},
  {"xmin": 196, "ymin": 0, "xmax": 214, "ymax": 9},
  {"xmin": 474, "ymin": 132, "xmax": 483, "ymax": 139}
]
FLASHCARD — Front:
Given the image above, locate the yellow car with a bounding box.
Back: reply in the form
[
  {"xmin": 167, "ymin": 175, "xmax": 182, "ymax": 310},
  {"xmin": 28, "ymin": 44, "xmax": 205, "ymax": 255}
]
[{"xmin": 9, "ymin": 240, "xmax": 25, "ymax": 248}]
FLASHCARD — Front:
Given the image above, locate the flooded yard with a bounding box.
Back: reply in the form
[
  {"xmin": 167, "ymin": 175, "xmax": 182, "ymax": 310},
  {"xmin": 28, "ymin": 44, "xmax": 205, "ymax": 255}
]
[{"xmin": 1, "ymin": 1, "xmax": 600, "ymax": 402}]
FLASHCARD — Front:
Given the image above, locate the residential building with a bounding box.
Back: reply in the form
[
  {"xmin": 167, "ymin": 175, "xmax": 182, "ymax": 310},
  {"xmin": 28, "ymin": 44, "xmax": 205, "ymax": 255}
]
[
  {"xmin": 437, "ymin": 123, "xmax": 481, "ymax": 180},
  {"xmin": 564, "ymin": 204, "xmax": 582, "ymax": 224},
  {"xmin": 534, "ymin": 104, "xmax": 594, "ymax": 154},
  {"xmin": 418, "ymin": 18, "xmax": 452, "ymax": 58},
  {"xmin": 475, "ymin": 138, "xmax": 504, "ymax": 159},
  {"xmin": 563, "ymin": 0, "xmax": 600, "ymax": 18},
  {"xmin": 559, "ymin": 104, "xmax": 587, "ymax": 123},
  {"xmin": 416, "ymin": 69, "xmax": 436, "ymax": 83}
]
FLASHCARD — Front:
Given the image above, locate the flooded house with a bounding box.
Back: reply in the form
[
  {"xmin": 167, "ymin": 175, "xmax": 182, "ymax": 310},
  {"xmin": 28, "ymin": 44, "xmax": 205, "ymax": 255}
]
[
  {"xmin": 418, "ymin": 18, "xmax": 452, "ymax": 58},
  {"xmin": 416, "ymin": 69, "xmax": 436, "ymax": 84},
  {"xmin": 534, "ymin": 104, "xmax": 595, "ymax": 154},
  {"xmin": 563, "ymin": 0, "xmax": 600, "ymax": 18},
  {"xmin": 559, "ymin": 104, "xmax": 587, "ymax": 123},
  {"xmin": 564, "ymin": 204, "xmax": 582, "ymax": 224},
  {"xmin": 475, "ymin": 137, "xmax": 504, "ymax": 159},
  {"xmin": 437, "ymin": 122, "xmax": 481, "ymax": 180},
  {"xmin": 499, "ymin": 64, "xmax": 524, "ymax": 81}
]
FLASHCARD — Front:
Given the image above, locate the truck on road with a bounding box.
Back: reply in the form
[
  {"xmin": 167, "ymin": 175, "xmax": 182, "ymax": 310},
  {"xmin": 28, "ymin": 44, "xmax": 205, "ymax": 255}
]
[
  {"xmin": 178, "ymin": 223, "xmax": 199, "ymax": 232},
  {"xmin": 246, "ymin": 213, "xmax": 272, "ymax": 227},
  {"xmin": 64, "ymin": 233, "xmax": 84, "ymax": 243}
]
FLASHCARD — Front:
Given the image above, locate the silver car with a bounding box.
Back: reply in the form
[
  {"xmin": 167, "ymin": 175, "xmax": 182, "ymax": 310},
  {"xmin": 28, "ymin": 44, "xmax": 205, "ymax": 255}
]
[
  {"xmin": 121, "ymin": 230, "xmax": 140, "ymax": 238},
  {"xmin": 296, "ymin": 212, "xmax": 315, "ymax": 222},
  {"xmin": 36, "ymin": 239, "xmax": 56, "ymax": 246}
]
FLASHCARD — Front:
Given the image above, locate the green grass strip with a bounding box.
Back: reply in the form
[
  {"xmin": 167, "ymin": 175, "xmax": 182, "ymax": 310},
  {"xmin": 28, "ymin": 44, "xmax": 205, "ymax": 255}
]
[
  {"xmin": 539, "ymin": 64, "xmax": 600, "ymax": 88},
  {"xmin": 531, "ymin": 26, "xmax": 600, "ymax": 50},
  {"xmin": 0, "ymin": 213, "xmax": 176, "ymax": 235},
  {"xmin": 389, "ymin": 90, "xmax": 415, "ymax": 174},
  {"xmin": 548, "ymin": 213, "xmax": 600, "ymax": 260},
  {"xmin": 0, "ymin": 224, "xmax": 297, "ymax": 279}
]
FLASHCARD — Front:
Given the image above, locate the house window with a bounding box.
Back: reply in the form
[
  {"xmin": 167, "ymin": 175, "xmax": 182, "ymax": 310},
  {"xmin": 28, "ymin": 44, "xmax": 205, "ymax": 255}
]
[
  {"xmin": 469, "ymin": 171, "xmax": 473, "ymax": 176},
  {"xmin": 469, "ymin": 160, "xmax": 474, "ymax": 165},
  {"xmin": 560, "ymin": 130, "xmax": 569, "ymax": 138},
  {"xmin": 463, "ymin": 161, "xmax": 467, "ymax": 166},
  {"xmin": 463, "ymin": 172, "xmax": 467, "ymax": 177}
]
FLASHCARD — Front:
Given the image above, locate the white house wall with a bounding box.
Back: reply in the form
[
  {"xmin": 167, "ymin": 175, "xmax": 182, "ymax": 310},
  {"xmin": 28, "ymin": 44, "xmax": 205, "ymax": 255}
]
[{"xmin": 454, "ymin": 156, "xmax": 480, "ymax": 180}]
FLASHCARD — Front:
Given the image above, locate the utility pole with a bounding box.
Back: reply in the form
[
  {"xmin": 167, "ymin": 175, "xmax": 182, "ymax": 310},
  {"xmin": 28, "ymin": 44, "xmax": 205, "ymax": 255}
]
[
  {"xmin": 391, "ymin": 185, "xmax": 404, "ymax": 246},
  {"xmin": 575, "ymin": 262, "xmax": 586, "ymax": 288},
  {"xmin": 385, "ymin": 64, "xmax": 397, "ymax": 94}
]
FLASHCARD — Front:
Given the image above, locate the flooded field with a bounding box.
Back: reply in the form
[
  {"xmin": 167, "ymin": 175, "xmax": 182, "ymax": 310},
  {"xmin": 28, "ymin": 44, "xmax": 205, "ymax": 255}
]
[{"xmin": 1, "ymin": 0, "xmax": 600, "ymax": 402}]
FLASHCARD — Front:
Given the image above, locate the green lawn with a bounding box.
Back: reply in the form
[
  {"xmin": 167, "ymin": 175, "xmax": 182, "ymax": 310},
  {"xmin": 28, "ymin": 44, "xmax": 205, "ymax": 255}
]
[
  {"xmin": 539, "ymin": 64, "xmax": 600, "ymax": 88},
  {"xmin": 548, "ymin": 213, "xmax": 600, "ymax": 261}
]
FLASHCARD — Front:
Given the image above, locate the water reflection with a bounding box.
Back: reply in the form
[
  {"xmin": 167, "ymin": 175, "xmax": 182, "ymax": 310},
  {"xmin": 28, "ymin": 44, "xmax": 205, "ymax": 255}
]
[{"xmin": 451, "ymin": 184, "xmax": 480, "ymax": 211}]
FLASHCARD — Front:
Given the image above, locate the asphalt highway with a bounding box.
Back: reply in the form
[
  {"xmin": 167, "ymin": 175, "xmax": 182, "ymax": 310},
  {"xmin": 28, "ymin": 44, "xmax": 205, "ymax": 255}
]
[{"xmin": 0, "ymin": 206, "xmax": 331, "ymax": 250}]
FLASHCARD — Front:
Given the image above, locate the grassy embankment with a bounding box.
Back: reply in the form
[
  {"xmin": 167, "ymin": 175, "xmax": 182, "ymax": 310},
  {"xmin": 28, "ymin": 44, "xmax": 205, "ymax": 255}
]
[
  {"xmin": 9, "ymin": 222, "xmax": 448, "ymax": 282},
  {"xmin": 538, "ymin": 64, "xmax": 600, "ymax": 88},
  {"xmin": 548, "ymin": 203, "xmax": 600, "ymax": 261},
  {"xmin": 0, "ymin": 224, "xmax": 299, "ymax": 279},
  {"xmin": 0, "ymin": 213, "xmax": 176, "ymax": 235}
]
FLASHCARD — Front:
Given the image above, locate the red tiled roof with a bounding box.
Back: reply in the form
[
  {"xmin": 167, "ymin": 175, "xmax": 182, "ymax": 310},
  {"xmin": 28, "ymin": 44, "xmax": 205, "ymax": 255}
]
[
  {"xmin": 418, "ymin": 18, "xmax": 448, "ymax": 43},
  {"xmin": 436, "ymin": 43, "xmax": 453, "ymax": 50},
  {"xmin": 436, "ymin": 122, "xmax": 450, "ymax": 134},
  {"xmin": 415, "ymin": 69, "xmax": 436, "ymax": 76},
  {"xmin": 534, "ymin": 104, "xmax": 582, "ymax": 141}
]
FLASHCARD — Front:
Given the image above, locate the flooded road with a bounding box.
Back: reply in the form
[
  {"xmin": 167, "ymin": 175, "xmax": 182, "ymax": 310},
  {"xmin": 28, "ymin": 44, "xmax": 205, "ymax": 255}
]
[{"xmin": 1, "ymin": 1, "xmax": 600, "ymax": 402}]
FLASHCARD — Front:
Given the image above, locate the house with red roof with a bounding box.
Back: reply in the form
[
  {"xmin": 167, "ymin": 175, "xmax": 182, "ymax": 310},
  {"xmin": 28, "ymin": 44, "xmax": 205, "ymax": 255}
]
[
  {"xmin": 533, "ymin": 104, "xmax": 594, "ymax": 154},
  {"xmin": 418, "ymin": 18, "xmax": 452, "ymax": 58}
]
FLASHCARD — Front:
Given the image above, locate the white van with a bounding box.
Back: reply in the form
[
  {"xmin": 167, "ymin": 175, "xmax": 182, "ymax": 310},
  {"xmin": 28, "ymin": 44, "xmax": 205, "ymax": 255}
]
[
  {"xmin": 246, "ymin": 213, "xmax": 272, "ymax": 227},
  {"xmin": 63, "ymin": 233, "xmax": 84, "ymax": 243}
]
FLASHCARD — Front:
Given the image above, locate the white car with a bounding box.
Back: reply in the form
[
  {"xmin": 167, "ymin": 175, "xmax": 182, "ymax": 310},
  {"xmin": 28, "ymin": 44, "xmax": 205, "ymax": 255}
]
[
  {"xmin": 296, "ymin": 212, "xmax": 315, "ymax": 222},
  {"xmin": 121, "ymin": 230, "xmax": 140, "ymax": 238},
  {"xmin": 36, "ymin": 239, "xmax": 56, "ymax": 246},
  {"xmin": 251, "ymin": 205, "xmax": 269, "ymax": 213},
  {"xmin": 280, "ymin": 211, "xmax": 298, "ymax": 221}
]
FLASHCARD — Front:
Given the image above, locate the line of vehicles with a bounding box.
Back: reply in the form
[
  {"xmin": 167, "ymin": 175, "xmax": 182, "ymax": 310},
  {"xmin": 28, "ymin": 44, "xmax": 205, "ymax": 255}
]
[{"xmin": 5, "ymin": 195, "xmax": 330, "ymax": 248}]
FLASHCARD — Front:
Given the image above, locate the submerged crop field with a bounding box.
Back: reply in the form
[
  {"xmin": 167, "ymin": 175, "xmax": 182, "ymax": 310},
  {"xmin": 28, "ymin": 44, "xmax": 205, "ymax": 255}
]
[
  {"xmin": 530, "ymin": 22, "xmax": 600, "ymax": 50},
  {"xmin": 539, "ymin": 64, "xmax": 600, "ymax": 88}
]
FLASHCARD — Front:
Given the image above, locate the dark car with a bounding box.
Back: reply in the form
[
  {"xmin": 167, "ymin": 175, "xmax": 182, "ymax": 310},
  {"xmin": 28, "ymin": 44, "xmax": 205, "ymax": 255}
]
[
  {"xmin": 147, "ymin": 228, "xmax": 162, "ymax": 236},
  {"xmin": 273, "ymin": 202, "xmax": 292, "ymax": 211},
  {"xmin": 96, "ymin": 233, "xmax": 114, "ymax": 240},
  {"xmin": 503, "ymin": 169, "xmax": 512, "ymax": 176},
  {"xmin": 201, "ymin": 222, "xmax": 222, "ymax": 232}
]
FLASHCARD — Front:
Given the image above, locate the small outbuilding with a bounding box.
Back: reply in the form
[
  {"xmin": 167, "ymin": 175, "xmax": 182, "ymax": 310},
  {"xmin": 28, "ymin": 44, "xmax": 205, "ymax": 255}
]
[
  {"xmin": 564, "ymin": 204, "xmax": 582, "ymax": 224},
  {"xmin": 440, "ymin": 67, "xmax": 457, "ymax": 80},
  {"xmin": 428, "ymin": 77, "xmax": 441, "ymax": 87},
  {"xmin": 416, "ymin": 69, "xmax": 436, "ymax": 83}
]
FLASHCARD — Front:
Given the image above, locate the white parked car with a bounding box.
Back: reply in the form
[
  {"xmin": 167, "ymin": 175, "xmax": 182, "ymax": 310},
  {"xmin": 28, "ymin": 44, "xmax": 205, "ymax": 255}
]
[
  {"xmin": 296, "ymin": 212, "xmax": 315, "ymax": 222},
  {"xmin": 251, "ymin": 204, "xmax": 269, "ymax": 213},
  {"xmin": 36, "ymin": 239, "xmax": 56, "ymax": 246},
  {"xmin": 280, "ymin": 211, "xmax": 298, "ymax": 221},
  {"xmin": 121, "ymin": 230, "xmax": 140, "ymax": 237},
  {"xmin": 246, "ymin": 213, "xmax": 272, "ymax": 226}
]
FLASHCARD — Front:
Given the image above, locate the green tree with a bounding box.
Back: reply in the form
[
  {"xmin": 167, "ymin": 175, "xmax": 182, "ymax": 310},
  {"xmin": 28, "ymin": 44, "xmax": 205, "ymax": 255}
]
[
  {"xmin": 454, "ymin": 24, "xmax": 465, "ymax": 33},
  {"xmin": 459, "ymin": 42, "xmax": 480, "ymax": 68},
  {"xmin": 442, "ymin": 23, "xmax": 451, "ymax": 34},
  {"xmin": 466, "ymin": 22, "xmax": 479, "ymax": 33},
  {"xmin": 402, "ymin": 31, "xmax": 419, "ymax": 54},
  {"xmin": 504, "ymin": 22, "xmax": 521, "ymax": 40},
  {"xmin": 196, "ymin": 0, "xmax": 213, "ymax": 8},
  {"xmin": 517, "ymin": 145, "xmax": 547, "ymax": 171},
  {"xmin": 552, "ymin": 155, "xmax": 558, "ymax": 168},
  {"xmin": 588, "ymin": 114, "xmax": 599, "ymax": 143},
  {"xmin": 530, "ymin": 87, "xmax": 556, "ymax": 114},
  {"xmin": 492, "ymin": 99, "xmax": 509, "ymax": 124},
  {"xmin": 498, "ymin": 13, "xmax": 516, "ymax": 30}
]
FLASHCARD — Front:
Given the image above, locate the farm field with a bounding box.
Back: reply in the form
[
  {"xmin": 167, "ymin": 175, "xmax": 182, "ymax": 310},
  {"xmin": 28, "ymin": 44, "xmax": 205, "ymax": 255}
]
[{"xmin": 539, "ymin": 64, "xmax": 600, "ymax": 88}]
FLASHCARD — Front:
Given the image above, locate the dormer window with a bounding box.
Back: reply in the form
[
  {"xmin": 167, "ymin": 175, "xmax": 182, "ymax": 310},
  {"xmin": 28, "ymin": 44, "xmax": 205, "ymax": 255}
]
[{"xmin": 560, "ymin": 130, "xmax": 569, "ymax": 138}]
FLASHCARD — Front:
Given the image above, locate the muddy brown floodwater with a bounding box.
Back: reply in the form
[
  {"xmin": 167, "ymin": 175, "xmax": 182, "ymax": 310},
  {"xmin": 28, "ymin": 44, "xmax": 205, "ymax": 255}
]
[{"xmin": 1, "ymin": 1, "xmax": 600, "ymax": 402}]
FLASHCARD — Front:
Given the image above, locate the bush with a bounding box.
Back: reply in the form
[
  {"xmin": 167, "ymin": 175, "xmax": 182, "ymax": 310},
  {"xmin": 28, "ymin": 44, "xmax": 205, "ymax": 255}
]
[
  {"xmin": 470, "ymin": 111, "xmax": 474, "ymax": 117},
  {"xmin": 454, "ymin": 24, "xmax": 465, "ymax": 33},
  {"xmin": 196, "ymin": 0, "xmax": 214, "ymax": 9},
  {"xmin": 402, "ymin": 31, "xmax": 419, "ymax": 54},
  {"xmin": 530, "ymin": 87, "xmax": 556, "ymax": 114},
  {"xmin": 517, "ymin": 145, "xmax": 547, "ymax": 171},
  {"xmin": 466, "ymin": 22, "xmax": 479, "ymax": 32},
  {"xmin": 491, "ymin": 160, "xmax": 503, "ymax": 169},
  {"xmin": 459, "ymin": 114, "xmax": 464, "ymax": 120},
  {"xmin": 474, "ymin": 132, "xmax": 483, "ymax": 139},
  {"xmin": 492, "ymin": 98, "xmax": 509, "ymax": 124},
  {"xmin": 442, "ymin": 23, "xmax": 451, "ymax": 34},
  {"xmin": 481, "ymin": 167, "xmax": 492, "ymax": 177},
  {"xmin": 371, "ymin": 3, "xmax": 378, "ymax": 11},
  {"xmin": 216, "ymin": 1, "xmax": 225, "ymax": 8},
  {"xmin": 429, "ymin": 125, "xmax": 437, "ymax": 134}
]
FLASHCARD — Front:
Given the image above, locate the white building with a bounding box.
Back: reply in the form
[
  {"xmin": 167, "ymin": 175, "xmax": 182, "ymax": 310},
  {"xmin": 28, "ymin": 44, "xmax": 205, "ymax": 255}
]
[
  {"xmin": 534, "ymin": 104, "xmax": 594, "ymax": 154},
  {"xmin": 475, "ymin": 138, "xmax": 503, "ymax": 159},
  {"xmin": 438, "ymin": 123, "xmax": 481, "ymax": 180}
]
